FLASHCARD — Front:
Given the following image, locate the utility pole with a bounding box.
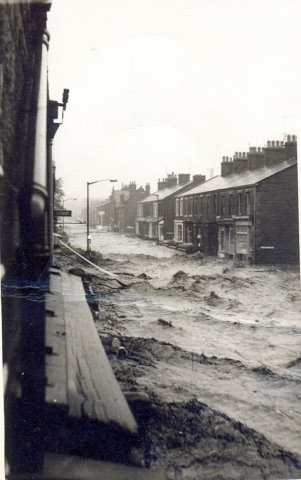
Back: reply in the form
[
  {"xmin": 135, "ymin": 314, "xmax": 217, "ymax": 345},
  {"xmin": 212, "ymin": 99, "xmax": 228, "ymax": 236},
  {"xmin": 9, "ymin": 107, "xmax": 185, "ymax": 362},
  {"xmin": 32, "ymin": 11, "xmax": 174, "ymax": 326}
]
[{"xmin": 86, "ymin": 179, "xmax": 117, "ymax": 252}]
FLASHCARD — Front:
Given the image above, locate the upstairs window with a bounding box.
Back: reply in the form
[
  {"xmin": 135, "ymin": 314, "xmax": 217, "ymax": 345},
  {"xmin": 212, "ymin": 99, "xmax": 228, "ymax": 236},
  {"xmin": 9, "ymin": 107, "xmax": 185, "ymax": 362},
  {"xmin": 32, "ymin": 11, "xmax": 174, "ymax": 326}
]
[
  {"xmin": 183, "ymin": 198, "xmax": 187, "ymax": 216},
  {"xmin": 246, "ymin": 192, "xmax": 251, "ymax": 215},
  {"xmin": 193, "ymin": 197, "xmax": 198, "ymax": 216},
  {"xmin": 237, "ymin": 193, "xmax": 243, "ymax": 215},
  {"xmin": 229, "ymin": 194, "xmax": 234, "ymax": 215},
  {"xmin": 153, "ymin": 201, "xmax": 158, "ymax": 217},
  {"xmin": 180, "ymin": 198, "xmax": 184, "ymax": 216},
  {"xmin": 188, "ymin": 197, "xmax": 193, "ymax": 216},
  {"xmin": 175, "ymin": 198, "xmax": 179, "ymax": 216},
  {"xmin": 206, "ymin": 195, "xmax": 211, "ymax": 215},
  {"xmin": 200, "ymin": 196, "xmax": 204, "ymax": 214},
  {"xmin": 213, "ymin": 194, "xmax": 218, "ymax": 215},
  {"xmin": 220, "ymin": 195, "xmax": 225, "ymax": 215}
]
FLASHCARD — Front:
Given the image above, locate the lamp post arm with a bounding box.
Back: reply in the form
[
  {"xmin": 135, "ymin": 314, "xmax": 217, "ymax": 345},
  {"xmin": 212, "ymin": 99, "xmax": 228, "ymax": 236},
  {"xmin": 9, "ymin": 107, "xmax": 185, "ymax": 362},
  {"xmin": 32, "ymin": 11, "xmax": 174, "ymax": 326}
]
[{"xmin": 88, "ymin": 179, "xmax": 117, "ymax": 186}]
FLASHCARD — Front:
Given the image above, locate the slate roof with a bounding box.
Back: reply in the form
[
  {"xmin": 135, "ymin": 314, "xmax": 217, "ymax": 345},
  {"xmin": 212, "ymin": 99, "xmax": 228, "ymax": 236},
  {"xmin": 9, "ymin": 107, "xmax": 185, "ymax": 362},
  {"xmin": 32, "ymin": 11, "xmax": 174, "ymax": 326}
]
[
  {"xmin": 176, "ymin": 159, "xmax": 297, "ymax": 197},
  {"xmin": 138, "ymin": 181, "xmax": 192, "ymax": 204}
]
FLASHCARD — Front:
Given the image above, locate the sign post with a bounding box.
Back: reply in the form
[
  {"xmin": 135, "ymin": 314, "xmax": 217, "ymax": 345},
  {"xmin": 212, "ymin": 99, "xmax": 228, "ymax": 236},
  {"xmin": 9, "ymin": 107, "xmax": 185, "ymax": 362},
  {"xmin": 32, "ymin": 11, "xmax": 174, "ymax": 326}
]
[{"xmin": 54, "ymin": 210, "xmax": 72, "ymax": 217}]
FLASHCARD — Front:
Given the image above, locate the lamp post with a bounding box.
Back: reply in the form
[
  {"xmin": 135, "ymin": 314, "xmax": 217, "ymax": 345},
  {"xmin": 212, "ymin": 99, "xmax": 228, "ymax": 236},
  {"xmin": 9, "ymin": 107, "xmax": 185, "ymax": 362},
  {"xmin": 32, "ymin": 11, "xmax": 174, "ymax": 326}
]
[
  {"xmin": 87, "ymin": 179, "xmax": 117, "ymax": 252},
  {"xmin": 62, "ymin": 197, "xmax": 77, "ymax": 233}
]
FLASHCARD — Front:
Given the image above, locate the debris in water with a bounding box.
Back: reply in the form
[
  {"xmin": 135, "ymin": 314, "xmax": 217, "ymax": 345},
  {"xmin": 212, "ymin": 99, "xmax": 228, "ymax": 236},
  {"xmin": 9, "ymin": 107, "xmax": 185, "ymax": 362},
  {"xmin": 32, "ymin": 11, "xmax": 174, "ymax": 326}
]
[
  {"xmin": 117, "ymin": 346, "xmax": 128, "ymax": 359},
  {"xmin": 172, "ymin": 270, "xmax": 188, "ymax": 281},
  {"xmin": 138, "ymin": 273, "xmax": 152, "ymax": 280},
  {"xmin": 158, "ymin": 318, "xmax": 173, "ymax": 328},
  {"xmin": 111, "ymin": 337, "xmax": 121, "ymax": 353}
]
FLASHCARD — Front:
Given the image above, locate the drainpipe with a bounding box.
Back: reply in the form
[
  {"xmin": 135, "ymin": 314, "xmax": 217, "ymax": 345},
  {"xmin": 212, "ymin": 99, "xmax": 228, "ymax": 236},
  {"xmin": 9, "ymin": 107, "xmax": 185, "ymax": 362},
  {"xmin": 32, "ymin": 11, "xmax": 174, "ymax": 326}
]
[
  {"xmin": 30, "ymin": 29, "xmax": 50, "ymax": 270},
  {"xmin": 47, "ymin": 138, "xmax": 54, "ymax": 261}
]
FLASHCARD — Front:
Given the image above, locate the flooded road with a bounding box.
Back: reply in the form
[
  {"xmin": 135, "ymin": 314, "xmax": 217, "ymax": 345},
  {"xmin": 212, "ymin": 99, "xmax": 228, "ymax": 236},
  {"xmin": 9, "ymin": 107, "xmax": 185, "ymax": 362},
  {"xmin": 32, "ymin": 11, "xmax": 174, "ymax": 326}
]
[{"xmin": 66, "ymin": 227, "xmax": 301, "ymax": 477}]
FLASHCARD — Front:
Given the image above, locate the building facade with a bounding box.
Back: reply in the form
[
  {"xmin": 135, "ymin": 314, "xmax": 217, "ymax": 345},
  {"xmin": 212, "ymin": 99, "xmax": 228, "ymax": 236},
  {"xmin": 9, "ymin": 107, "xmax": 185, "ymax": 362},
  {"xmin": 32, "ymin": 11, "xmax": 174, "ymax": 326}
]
[
  {"xmin": 97, "ymin": 182, "xmax": 150, "ymax": 233},
  {"xmin": 136, "ymin": 173, "xmax": 206, "ymax": 241},
  {"xmin": 175, "ymin": 136, "xmax": 299, "ymax": 263}
]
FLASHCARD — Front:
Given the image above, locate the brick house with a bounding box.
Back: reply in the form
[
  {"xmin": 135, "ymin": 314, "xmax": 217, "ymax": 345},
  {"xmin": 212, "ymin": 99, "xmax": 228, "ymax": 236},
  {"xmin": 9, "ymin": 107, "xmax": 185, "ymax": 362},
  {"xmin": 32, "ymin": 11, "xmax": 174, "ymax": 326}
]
[
  {"xmin": 136, "ymin": 173, "xmax": 206, "ymax": 241},
  {"xmin": 175, "ymin": 136, "xmax": 299, "ymax": 263},
  {"xmin": 97, "ymin": 182, "xmax": 150, "ymax": 232}
]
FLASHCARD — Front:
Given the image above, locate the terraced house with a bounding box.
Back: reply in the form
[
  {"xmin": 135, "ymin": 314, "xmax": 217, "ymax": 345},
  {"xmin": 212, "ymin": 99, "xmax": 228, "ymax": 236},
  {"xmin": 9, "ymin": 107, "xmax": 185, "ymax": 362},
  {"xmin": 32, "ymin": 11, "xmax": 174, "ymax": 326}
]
[
  {"xmin": 175, "ymin": 136, "xmax": 299, "ymax": 264},
  {"xmin": 136, "ymin": 173, "xmax": 205, "ymax": 241}
]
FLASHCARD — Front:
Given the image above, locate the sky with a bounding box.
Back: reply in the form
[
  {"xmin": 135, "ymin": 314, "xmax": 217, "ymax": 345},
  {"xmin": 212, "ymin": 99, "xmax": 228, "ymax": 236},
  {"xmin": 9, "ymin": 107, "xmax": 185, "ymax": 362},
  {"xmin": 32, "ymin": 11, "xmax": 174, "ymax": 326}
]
[{"xmin": 47, "ymin": 0, "xmax": 301, "ymax": 201}]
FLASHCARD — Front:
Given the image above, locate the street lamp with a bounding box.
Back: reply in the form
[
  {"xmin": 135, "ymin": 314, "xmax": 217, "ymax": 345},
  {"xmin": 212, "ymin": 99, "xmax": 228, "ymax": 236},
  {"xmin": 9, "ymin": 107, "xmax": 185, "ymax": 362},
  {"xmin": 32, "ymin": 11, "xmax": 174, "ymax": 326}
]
[
  {"xmin": 62, "ymin": 197, "xmax": 77, "ymax": 233},
  {"xmin": 87, "ymin": 179, "xmax": 117, "ymax": 252}
]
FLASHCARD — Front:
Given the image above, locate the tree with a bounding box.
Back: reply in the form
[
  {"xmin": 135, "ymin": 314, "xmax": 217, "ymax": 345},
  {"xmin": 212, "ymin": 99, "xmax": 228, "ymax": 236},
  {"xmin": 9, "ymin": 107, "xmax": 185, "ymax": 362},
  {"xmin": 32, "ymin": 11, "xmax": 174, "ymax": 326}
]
[{"xmin": 54, "ymin": 177, "xmax": 65, "ymax": 209}]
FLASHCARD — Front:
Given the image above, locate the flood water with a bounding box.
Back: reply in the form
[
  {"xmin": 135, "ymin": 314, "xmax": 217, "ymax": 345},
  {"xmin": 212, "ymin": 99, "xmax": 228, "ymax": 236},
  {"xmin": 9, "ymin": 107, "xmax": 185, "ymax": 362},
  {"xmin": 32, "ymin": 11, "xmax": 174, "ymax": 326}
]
[{"xmin": 69, "ymin": 226, "xmax": 301, "ymax": 458}]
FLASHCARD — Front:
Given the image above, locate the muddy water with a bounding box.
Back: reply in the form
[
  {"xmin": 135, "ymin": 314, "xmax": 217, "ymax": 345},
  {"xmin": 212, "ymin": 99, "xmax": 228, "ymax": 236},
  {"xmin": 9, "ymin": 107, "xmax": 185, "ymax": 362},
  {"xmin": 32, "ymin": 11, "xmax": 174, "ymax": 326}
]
[{"xmin": 70, "ymin": 228, "xmax": 301, "ymax": 461}]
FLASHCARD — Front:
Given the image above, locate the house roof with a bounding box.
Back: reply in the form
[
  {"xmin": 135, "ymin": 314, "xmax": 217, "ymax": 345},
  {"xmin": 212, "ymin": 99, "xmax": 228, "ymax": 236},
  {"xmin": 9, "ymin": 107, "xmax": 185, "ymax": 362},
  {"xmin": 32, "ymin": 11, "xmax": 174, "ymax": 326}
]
[
  {"xmin": 138, "ymin": 181, "xmax": 192, "ymax": 204},
  {"xmin": 176, "ymin": 159, "xmax": 297, "ymax": 197}
]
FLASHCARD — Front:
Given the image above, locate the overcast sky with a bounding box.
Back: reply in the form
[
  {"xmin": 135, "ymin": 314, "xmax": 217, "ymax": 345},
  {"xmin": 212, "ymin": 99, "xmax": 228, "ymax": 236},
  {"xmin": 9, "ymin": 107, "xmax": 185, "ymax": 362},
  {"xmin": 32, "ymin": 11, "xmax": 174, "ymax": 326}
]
[{"xmin": 47, "ymin": 0, "xmax": 301, "ymax": 200}]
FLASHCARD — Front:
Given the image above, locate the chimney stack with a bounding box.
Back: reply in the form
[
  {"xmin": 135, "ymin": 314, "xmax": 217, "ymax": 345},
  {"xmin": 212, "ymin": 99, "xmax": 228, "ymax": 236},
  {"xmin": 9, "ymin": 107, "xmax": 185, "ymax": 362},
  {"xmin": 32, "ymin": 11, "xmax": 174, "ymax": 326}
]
[
  {"xmin": 192, "ymin": 174, "xmax": 206, "ymax": 184},
  {"xmin": 248, "ymin": 146, "xmax": 265, "ymax": 170},
  {"xmin": 221, "ymin": 156, "xmax": 234, "ymax": 176},
  {"xmin": 178, "ymin": 173, "xmax": 190, "ymax": 185},
  {"xmin": 145, "ymin": 183, "xmax": 150, "ymax": 196},
  {"xmin": 265, "ymin": 138, "xmax": 287, "ymax": 166},
  {"xmin": 158, "ymin": 178, "xmax": 168, "ymax": 190},
  {"xmin": 233, "ymin": 152, "xmax": 248, "ymax": 173},
  {"xmin": 128, "ymin": 181, "xmax": 136, "ymax": 197},
  {"xmin": 285, "ymin": 134, "xmax": 297, "ymax": 161},
  {"xmin": 166, "ymin": 172, "xmax": 177, "ymax": 188}
]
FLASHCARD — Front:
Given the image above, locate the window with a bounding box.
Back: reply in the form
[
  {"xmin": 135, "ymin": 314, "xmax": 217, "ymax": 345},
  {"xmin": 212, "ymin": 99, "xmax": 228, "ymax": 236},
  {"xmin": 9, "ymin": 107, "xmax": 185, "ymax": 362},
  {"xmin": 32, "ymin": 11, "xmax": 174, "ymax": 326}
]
[
  {"xmin": 188, "ymin": 197, "xmax": 193, "ymax": 216},
  {"xmin": 237, "ymin": 193, "xmax": 243, "ymax": 215},
  {"xmin": 180, "ymin": 198, "xmax": 183, "ymax": 216},
  {"xmin": 177, "ymin": 224, "xmax": 183, "ymax": 242},
  {"xmin": 220, "ymin": 195, "xmax": 225, "ymax": 215},
  {"xmin": 200, "ymin": 196, "xmax": 204, "ymax": 214},
  {"xmin": 158, "ymin": 202, "xmax": 161, "ymax": 216},
  {"xmin": 246, "ymin": 192, "xmax": 251, "ymax": 215},
  {"xmin": 175, "ymin": 198, "xmax": 179, "ymax": 216},
  {"xmin": 153, "ymin": 202, "xmax": 158, "ymax": 217},
  {"xmin": 206, "ymin": 195, "xmax": 211, "ymax": 215},
  {"xmin": 193, "ymin": 197, "xmax": 198, "ymax": 216},
  {"xmin": 229, "ymin": 194, "xmax": 234, "ymax": 215},
  {"xmin": 213, "ymin": 194, "xmax": 218, "ymax": 215}
]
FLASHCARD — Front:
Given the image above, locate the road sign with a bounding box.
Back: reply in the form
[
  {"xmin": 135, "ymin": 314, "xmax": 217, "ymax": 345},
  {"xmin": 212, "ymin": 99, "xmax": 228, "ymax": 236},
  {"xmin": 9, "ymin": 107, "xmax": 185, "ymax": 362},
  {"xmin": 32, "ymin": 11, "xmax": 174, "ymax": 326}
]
[{"xmin": 54, "ymin": 210, "xmax": 72, "ymax": 217}]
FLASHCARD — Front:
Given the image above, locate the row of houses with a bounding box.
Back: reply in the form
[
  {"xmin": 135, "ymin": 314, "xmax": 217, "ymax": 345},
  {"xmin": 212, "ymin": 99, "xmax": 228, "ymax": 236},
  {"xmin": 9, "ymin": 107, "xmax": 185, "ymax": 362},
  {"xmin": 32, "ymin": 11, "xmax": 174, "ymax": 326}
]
[{"xmin": 97, "ymin": 135, "xmax": 299, "ymax": 264}]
